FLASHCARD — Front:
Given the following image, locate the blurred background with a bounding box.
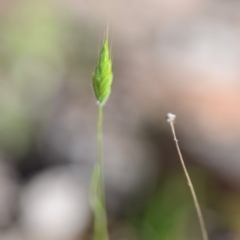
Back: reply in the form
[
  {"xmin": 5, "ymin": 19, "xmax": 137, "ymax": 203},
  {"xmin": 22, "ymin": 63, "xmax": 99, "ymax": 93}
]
[{"xmin": 0, "ymin": 0, "xmax": 240, "ymax": 239}]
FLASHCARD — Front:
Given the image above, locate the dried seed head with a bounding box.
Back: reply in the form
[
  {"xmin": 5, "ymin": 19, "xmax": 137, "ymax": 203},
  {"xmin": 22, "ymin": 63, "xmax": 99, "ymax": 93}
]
[
  {"xmin": 92, "ymin": 33, "xmax": 113, "ymax": 106},
  {"xmin": 166, "ymin": 113, "xmax": 176, "ymax": 123}
]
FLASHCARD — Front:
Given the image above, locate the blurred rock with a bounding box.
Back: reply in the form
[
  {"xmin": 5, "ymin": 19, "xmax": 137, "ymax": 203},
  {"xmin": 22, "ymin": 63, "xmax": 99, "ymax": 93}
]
[{"xmin": 19, "ymin": 167, "xmax": 90, "ymax": 240}]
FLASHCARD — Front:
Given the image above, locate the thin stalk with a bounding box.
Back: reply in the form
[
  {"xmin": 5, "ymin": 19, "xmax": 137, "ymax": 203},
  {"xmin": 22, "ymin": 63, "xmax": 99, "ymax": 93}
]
[
  {"xmin": 168, "ymin": 116, "xmax": 208, "ymax": 240},
  {"xmin": 91, "ymin": 104, "xmax": 109, "ymax": 240},
  {"xmin": 97, "ymin": 105, "xmax": 105, "ymax": 205}
]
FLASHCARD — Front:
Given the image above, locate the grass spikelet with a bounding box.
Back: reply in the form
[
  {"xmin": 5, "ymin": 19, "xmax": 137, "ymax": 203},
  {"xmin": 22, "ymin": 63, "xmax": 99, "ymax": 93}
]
[{"xmin": 92, "ymin": 31, "xmax": 113, "ymax": 106}]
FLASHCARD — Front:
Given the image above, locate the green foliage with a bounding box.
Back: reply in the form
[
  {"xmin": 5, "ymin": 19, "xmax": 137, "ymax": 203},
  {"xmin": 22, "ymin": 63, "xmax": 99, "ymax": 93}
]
[
  {"xmin": 92, "ymin": 33, "xmax": 113, "ymax": 106},
  {"xmin": 131, "ymin": 170, "xmax": 208, "ymax": 240}
]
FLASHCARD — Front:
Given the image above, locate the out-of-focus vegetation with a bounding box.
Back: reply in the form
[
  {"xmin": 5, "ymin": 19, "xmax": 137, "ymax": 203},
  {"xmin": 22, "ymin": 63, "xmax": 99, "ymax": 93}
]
[{"xmin": 0, "ymin": 0, "xmax": 239, "ymax": 240}]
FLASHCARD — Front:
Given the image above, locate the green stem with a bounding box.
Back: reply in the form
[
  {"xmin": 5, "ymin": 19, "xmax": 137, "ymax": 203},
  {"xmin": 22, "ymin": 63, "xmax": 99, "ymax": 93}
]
[
  {"xmin": 97, "ymin": 105, "xmax": 106, "ymax": 205},
  {"xmin": 91, "ymin": 105, "xmax": 109, "ymax": 240}
]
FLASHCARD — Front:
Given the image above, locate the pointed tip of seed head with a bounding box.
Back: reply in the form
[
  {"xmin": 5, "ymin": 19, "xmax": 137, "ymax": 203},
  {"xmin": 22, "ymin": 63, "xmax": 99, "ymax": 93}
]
[
  {"xmin": 166, "ymin": 113, "xmax": 176, "ymax": 123},
  {"xmin": 105, "ymin": 20, "xmax": 110, "ymax": 43},
  {"xmin": 106, "ymin": 24, "xmax": 109, "ymax": 38},
  {"xmin": 102, "ymin": 28, "xmax": 109, "ymax": 49}
]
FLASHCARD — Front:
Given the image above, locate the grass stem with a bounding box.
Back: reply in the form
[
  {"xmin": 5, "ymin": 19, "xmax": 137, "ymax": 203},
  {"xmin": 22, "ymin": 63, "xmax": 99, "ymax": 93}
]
[
  {"xmin": 91, "ymin": 105, "xmax": 109, "ymax": 240},
  {"xmin": 97, "ymin": 105, "xmax": 105, "ymax": 205},
  {"xmin": 167, "ymin": 114, "xmax": 208, "ymax": 240}
]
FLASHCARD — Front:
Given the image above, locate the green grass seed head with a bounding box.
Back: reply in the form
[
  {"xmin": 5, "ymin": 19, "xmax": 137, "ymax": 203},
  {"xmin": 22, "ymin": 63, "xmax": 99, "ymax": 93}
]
[{"xmin": 92, "ymin": 33, "xmax": 113, "ymax": 106}]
